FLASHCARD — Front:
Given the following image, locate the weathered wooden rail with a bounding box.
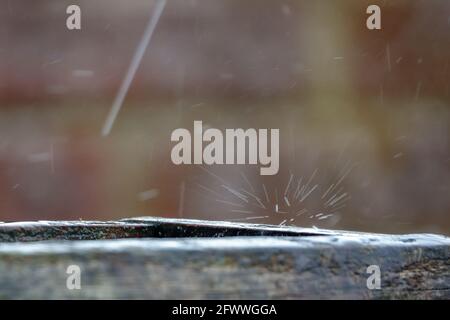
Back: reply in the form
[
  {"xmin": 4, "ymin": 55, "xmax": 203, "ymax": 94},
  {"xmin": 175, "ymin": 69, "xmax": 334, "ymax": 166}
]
[{"xmin": 0, "ymin": 217, "xmax": 448, "ymax": 299}]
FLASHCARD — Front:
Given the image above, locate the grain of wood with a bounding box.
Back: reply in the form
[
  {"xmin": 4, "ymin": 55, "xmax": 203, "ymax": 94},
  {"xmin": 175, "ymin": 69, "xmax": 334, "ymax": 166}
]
[{"xmin": 0, "ymin": 217, "xmax": 448, "ymax": 299}]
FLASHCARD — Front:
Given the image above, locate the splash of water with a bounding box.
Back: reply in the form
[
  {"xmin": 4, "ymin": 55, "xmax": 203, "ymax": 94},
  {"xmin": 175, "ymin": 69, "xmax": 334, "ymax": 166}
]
[{"xmin": 195, "ymin": 165, "xmax": 353, "ymax": 227}]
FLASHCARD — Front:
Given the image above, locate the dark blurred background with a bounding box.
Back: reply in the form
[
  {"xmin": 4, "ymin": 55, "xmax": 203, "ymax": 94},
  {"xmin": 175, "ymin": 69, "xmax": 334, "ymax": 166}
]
[{"xmin": 0, "ymin": 0, "xmax": 449, "ymax": 235}]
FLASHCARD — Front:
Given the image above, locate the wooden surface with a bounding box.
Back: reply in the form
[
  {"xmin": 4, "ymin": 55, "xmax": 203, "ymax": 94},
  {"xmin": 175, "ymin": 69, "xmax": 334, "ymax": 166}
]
[{"xmin": 0, "ymin": 217, "xmax": 449, "ymax": 299}]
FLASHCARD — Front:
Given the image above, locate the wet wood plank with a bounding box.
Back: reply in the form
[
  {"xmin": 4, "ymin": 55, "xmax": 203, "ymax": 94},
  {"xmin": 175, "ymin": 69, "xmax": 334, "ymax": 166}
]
[{"xmin": 0, "ymin": 217, "xmax": 448, "ymax": 299}]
